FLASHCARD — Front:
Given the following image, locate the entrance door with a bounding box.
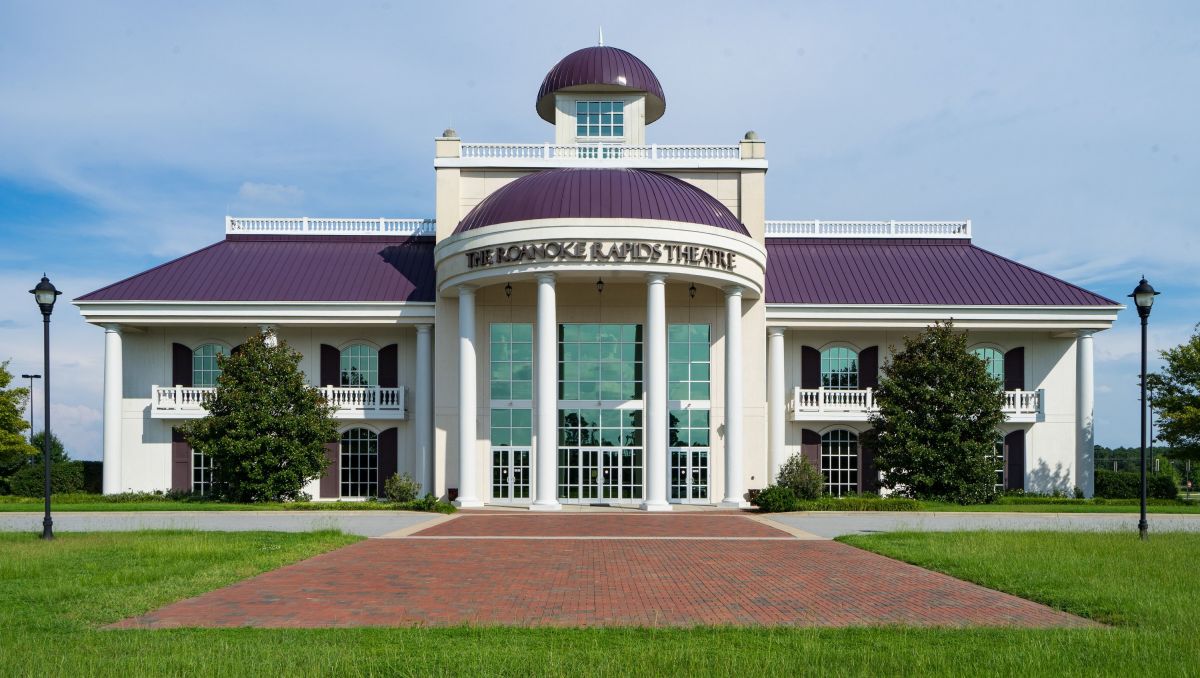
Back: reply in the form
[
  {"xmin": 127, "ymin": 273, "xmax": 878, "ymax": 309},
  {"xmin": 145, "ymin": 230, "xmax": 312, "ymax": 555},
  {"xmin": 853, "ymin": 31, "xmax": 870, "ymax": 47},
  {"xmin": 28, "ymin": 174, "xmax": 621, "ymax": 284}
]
[
  {"xmin": 491, "ymin": 448, "xmax": 530, "ymax": 501},
  {"xmin": 670, "ymin": 448, "xmax": 709, "ymax": 503},
  {"xmin": 557, "ymin": 446, "xmax": 644, "ymax": 503}
]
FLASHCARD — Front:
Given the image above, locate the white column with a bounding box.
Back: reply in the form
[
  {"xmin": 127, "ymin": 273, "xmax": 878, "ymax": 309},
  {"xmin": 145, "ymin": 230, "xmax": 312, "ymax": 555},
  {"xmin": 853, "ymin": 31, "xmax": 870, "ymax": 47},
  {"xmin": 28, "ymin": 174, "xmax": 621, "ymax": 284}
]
[
  {"xmin": 1076, "ymin": 330, "xmax": 1096, "ymax": 498},
  {"xmin": 102, "ymin": 324, "xmax": 123, "ymax": 495},
  {"xmin": 721, "ymin": 287, "xmax": 750, "ymax": 508},
  {"xmin": 640, "ymin": 273, "xmax": 671, "ymax": 511},
  {"xmin": 454, "ymin": 287, "xmax": 483, "ymax": 507},
  {"xmin": 532, "ymin": 274, "xmax": 562, "ymax": 510},
  {"xmin": 415, "ymin": 323, "xmax": 433, "ymax": 496},
  {"xmin": 767, "ymin": 326, "xmax": 786, "ymax": 484}
]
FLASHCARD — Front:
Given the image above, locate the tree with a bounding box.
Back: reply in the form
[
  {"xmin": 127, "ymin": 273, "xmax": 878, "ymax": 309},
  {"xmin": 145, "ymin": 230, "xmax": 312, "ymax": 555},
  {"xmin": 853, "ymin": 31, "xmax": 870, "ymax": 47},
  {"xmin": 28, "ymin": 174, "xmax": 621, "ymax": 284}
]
[
  {"xmin": 30, "ymin": 431, "xmax": 70, "ymax": 463},
  {"xmin": 1148, "ymin": 326, "xmax": 1200, "ymax": 466},
  {"xmin": 0, "ymin": 361, "xmax": 37, "ymax": 493},
  {"xmin": 869, "ymin": 321, "xmax": 1006, "ymax": 504},
  {"xmin": 776, "ymin": 453, "xmax": 824, "ymax": 500},
  {"xmin": 179, "ymin": 333, "xmax": 336, "ymax": 502}
]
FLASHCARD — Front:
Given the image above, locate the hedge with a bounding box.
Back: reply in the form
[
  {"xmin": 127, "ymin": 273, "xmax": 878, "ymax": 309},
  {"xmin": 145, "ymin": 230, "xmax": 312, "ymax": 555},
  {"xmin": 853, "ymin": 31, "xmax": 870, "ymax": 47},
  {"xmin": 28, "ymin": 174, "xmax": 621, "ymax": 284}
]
[
  {"xmin": 1095, "ymin": 469, "xmax": 1178, "ymax": 500},
  {"xmin": 8, "ymin": 461, "xmax": 85, "ymax": 497}
]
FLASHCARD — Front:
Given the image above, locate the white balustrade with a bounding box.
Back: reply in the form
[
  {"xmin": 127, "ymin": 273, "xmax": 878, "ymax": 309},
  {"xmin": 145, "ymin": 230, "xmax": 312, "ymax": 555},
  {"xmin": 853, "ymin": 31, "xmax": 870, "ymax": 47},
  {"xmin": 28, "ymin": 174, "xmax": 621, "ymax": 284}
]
[
  {"xmin": 765, "ymin": 220, "xmax": 972, "ymax": 239},
  {"xmin": 458, "ymin": 143, "xmax": 741, "ymax": 162},
  {"xmin": 151, "ymin": 385, "xmax": 406, "ymax": 419},
  {"xmin": 789, "ymin": 386, "xmax": 1043, "ymax": 422},
  {"xmin": 226, "ymin": 217, "xmax": 435, "ymax": 237}
]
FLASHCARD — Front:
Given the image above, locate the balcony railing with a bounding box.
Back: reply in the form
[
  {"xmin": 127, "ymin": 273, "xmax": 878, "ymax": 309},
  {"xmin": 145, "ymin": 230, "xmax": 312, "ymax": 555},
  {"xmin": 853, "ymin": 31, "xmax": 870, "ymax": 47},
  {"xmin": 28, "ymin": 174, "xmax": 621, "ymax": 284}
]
[
  {"xmin": 789, "ymin": 386, "xmax": 1043, "ymax": 423},
  {"xmin": 765, "ymin": 220, "xmax": 972, "ymax": 239},
  {"xmin": 226, "ymin": 217, "xmax": 435, "ymax": 237},
  {"xmin": 459, "ymin": 142, "xmax": 741, "ymax": 162},
  {"xmin": 151, "ymin": 385, "xmax": 406, "ymax": 420}
]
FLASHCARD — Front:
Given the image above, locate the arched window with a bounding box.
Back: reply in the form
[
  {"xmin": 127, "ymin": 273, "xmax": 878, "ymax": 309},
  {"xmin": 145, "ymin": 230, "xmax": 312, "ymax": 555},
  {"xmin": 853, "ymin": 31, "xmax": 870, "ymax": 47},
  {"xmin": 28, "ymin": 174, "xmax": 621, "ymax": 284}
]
[
  {"xmin": 340, "ymin": 344, "xmax": 378, "ymax": 386},
  {"xmin": 192, "ymin": 344, "xmax": 224, "ymax": 387},
  {"xmin": 821, "ymin": 429, "xmax": 859, "ymax": 497},
  {"xmin": 340, "ymin": 428, "xmax": 378, "ymax": 498},
  {"xmin": 972, "ymin": 347, "xmax": 1005, "ymax": 384},
  {"xmin": 821, "ymin": 347, "xmax": 859, "ymax": 390}
]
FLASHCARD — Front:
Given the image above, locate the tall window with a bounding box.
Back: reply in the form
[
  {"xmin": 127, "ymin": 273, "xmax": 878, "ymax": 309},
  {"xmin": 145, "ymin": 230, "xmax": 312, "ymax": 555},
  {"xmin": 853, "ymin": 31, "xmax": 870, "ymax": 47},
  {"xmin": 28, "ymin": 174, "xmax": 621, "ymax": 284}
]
[
  {"xmin": 972, "ymin": 347, "xmax": 1005, "ymax": 384},
  {"xmin": 340, "ymin": 428, "xmax": 378, "ymax": 498},
  {"xmin": 491, "ymin": 324, "xmax": 533, "ymax": 402},
  {"xmin": 491, "ymin": 409, "xmax": 531, "ymax": 500},
  {"xmin": 668, "ymin": 324, "xmax": 710, "ymax": 401},
  {"xmin": 192, "ymin": 449, "xmax": 213, "ymax": 495},
  {"xmin": 990, "ymin": 439, "xmax": 1006, "ymax": 493},
  {"xmin": 192, "ymin": 344, "xmax": 224, "ymax": 387},
  {"xmin": 821, "ymin": 347, "xmax": 859, "ymax": 389},
  {"xmin": 340, "ymin": 344, "xmax": 378, "ymax": 386},
  {"xmin": 559, "ymin": 324, "xmax": 642, "ymax": 402},
  {"xmin": 575, "ymin": 100, "xmax": 624, "ymax": 138},
  {"xmin": 821, "ymin": 429, "xmax": 859, "ymax": 496}
]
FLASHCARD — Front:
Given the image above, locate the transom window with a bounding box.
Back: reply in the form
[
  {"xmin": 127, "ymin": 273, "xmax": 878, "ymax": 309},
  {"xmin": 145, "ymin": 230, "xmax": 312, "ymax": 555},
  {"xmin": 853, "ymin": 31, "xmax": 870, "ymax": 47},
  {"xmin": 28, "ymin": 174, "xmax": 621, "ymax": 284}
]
[
  {"xmin": 669, "ymin": 409, "xmax": 710, "ymax": 448},
  {"xmin": 192, "ymin": 450, "xmax": 213, "ymax": 495},
  {"xmin": 972, "ymin": 347, "xmax": 1005, "ymax": 384},
  {"xmin": 192, "ymin": 344, "xmax": 224, "ymax": 388},
  {"xmin": 668, "ymin": 324, "xmax": 710, "ymax": 401},
  {"xmin": 340, "ymin": 427, "xmax": 378, "ymax": 498},
  {"xmin": 491, "ymin": 324, "xmax": 533, "ymax": 402},
  {"xmin": 491, "ymin": 408, "xmax": 532, "ymax": 448},
  {"xmin": 558, "ymin": 408, "xmax": 643, "ymax": 448},
  {"xmin": 821, "ymin": 429, "xmax": 859, "ymax": 496},
  {"xmin": 559, "ymin": 324, "xmax": 642, "ymax": 402},
  {"xmin": 821, "ymin": 347, "xmax": 859, "ymax": 390},
  {"xmin": 340, "ymin": 344, "xmax": 378, "ymax": 386},
  {"xmin": 575, "ymin": 100, "xmax": 624, "ymax": 138}
]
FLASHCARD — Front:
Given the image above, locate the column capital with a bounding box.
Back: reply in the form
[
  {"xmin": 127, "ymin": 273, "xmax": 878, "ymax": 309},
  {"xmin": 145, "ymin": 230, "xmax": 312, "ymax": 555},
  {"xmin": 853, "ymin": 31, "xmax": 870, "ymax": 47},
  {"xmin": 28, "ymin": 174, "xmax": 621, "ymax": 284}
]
[
  {"xmin": 723, "ymin": 284, "xmax": 744, "ymax": 297},
  {"xmin": 101, "ymin": 323, "xmax": 122, "ymax": 333},
  {"xmin": 1077, "ymin": 329, "xmax": 1097, "ymax": 339},
  {"xmin": 535, "ymin": 272, "xmax": 557, "ymax": 285},
  {"xmin": 415, "ymin": 323, "xmax": 433, "ymax": 334},
  {"xmin": 458, "ymin": 284, "xmax": 477, "ymax": 296},
  {"xmin": 645, "ymin": 273, "xmax": 668, "ymax": 285},
  {"xmin": 767, "ymin": 326, "xmax": 786, "ymax": 337}
]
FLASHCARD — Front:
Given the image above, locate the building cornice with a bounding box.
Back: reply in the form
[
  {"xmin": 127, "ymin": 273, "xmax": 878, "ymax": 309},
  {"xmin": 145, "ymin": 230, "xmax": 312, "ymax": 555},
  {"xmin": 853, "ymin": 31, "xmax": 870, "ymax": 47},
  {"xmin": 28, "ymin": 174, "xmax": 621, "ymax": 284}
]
[
  {"xmin": 73, "ymin": 300, "xmax": 436, "ymax": 326},
  {"xmin": 764, "ymin": 303, "xmax": 1123, "ymax": 330}
]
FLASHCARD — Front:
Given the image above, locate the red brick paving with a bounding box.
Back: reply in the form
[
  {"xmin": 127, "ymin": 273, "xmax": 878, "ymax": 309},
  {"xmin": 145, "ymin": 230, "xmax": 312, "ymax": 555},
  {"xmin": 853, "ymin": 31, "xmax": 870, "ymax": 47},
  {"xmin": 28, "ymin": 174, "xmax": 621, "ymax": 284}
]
[
  {"xmin": 113, "ymin": 514, "xmax": 1095, "ymax": 629},
  {"xmin": 414, "ymin": 514, "xmax": 789, "ymax": 538}
]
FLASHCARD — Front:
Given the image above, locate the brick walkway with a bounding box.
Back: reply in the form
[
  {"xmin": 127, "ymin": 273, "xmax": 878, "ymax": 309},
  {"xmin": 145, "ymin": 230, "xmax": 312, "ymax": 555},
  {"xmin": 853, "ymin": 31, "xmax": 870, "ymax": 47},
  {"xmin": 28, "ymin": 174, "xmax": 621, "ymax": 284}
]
[{"xmin": 113, "ymin": 514, "xmax": 1094, "ymax": 629}]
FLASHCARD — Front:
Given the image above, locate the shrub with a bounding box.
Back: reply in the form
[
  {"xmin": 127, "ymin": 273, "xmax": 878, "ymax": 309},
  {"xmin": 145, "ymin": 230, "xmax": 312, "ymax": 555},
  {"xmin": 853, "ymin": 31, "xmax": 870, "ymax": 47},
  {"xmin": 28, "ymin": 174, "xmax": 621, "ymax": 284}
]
[
  {"xmin": 776, "ymin": 454, "xmax": 823, "ymax": 500},
  {"xmin": 752, "ymin": 485, "xmax": 797, "ymax": 513},
  {"xmin": 384, "ymin": 473, "xmax": 421, "ymax": 503},
  {"xmin": 9, "ymin": 461, "xmax": 84, "ymax": 497},
  {"xmin": 793, "ymin": 496, "xmax": 922, "ymax": 512},
  {"xmin": 1096, "ymin": 469, "xmax": 1179, "ymax": 500}
]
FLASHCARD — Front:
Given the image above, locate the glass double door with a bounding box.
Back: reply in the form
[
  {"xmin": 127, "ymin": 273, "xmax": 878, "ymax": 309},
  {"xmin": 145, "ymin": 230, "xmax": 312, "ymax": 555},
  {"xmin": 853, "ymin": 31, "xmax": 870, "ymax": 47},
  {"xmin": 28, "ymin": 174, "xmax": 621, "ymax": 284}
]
[
  {"xmin": 670, "ymin": 448, "xmax": 709, "ymax": 502},
  {"xmin": 491, "ymin": 448, "xmax": 530, "ymax": 501},
  {"xmin": 557, "ymin": 447, "xmax": 644, "ymax": 503}
]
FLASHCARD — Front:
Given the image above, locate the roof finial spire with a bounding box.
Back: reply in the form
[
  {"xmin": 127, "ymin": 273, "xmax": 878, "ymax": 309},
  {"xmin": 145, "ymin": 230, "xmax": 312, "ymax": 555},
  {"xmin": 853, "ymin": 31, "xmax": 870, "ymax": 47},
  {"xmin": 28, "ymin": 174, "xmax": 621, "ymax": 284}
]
[{"xmin": 598, "ymin": 26, "xmax": 604, "ymax": 46}]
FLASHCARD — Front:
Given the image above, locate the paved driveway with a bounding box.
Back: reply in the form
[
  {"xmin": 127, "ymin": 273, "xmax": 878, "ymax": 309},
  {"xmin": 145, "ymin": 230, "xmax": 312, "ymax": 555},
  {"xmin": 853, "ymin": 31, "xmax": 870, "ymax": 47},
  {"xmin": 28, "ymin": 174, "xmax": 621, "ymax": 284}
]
[
  {"xmin": 0, "ymin": 510, "xmax": 439, "ymax": 537},
  {"xmin": 765, "ymin": 511, "xmax": 1200, "ymax": 538},
  {"xmin": 113, "ymin": 513, "xmax": 1094, "ymax": 629}
]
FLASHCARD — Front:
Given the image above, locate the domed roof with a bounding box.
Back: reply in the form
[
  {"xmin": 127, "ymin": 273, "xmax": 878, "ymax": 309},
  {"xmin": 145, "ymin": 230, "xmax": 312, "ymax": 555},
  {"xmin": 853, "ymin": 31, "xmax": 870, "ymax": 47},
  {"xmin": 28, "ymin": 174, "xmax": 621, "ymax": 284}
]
[
  {"xmin": 454, "ymin": 169, "xmax": 748, "ymax": 235},
  {"xmin": 535, "ymin": 46, "xmax": 666, "ymax": 124}
]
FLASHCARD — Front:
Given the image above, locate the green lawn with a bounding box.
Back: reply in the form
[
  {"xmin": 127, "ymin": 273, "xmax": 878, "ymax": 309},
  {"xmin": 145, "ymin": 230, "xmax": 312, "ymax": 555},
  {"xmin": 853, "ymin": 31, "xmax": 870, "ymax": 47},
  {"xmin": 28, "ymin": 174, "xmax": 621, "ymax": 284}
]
[
  {"xmin": 917, "ymin": 499, "xmax": 1200, "ymax": 514},
  {"xmin": 1, "ymin": 529, "xmax": 1198, "ymax": 675}
]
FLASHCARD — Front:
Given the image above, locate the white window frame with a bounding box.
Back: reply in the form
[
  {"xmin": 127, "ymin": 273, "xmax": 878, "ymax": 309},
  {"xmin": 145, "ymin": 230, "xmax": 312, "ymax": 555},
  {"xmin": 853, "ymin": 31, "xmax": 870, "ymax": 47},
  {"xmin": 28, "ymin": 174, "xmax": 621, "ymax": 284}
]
[
  {"xmin": 573, "ymin": 99, "xmax": 626, "ymax": 140},
  {"xmin": 339, "ymin": 426, "xmax": 379, "ymax": 498},
  {"xmin": 192, "ymin": 342, "xmax": 227, "ymax": 388},
  {"xmin": 339, "ymin": 342, "xmax": 379, "ymax": 387},
  {"xmin": 820, "ymin": 345, "xmax": 860, "ymax": 390},
  {"xmin": 821, "ymin": 428, "xmax": 860, "ymax": 497}
]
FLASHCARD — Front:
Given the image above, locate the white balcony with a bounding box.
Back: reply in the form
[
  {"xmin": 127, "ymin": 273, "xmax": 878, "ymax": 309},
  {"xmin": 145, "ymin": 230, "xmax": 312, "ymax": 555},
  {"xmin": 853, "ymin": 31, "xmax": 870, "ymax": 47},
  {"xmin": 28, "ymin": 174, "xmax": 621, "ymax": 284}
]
[
  {"xmin": 226, "ymin": 217, "xmax": 435, "ymax": 237},
  {"xmin": 765, "ymin": 220, "xmax": 972, "ymax": 239},
  {"xmin": 788, "ymin": 386, "xmax": 1044, "ymax": 423},
  {"xmin": 150, "ymin": 385, "xmax": 406, "ymax": 420},
  {"xmin": 437, "ymin": 142, "xmax": 763, "ymax": 169}
]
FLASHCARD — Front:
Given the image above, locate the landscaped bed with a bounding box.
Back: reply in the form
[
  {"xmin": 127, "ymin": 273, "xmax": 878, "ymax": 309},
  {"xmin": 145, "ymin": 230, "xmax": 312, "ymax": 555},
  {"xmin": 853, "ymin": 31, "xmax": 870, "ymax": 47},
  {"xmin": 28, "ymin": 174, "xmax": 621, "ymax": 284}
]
[{"xmin": 0, "ymin": 529, "xmax": 1197, "ymax": 674}]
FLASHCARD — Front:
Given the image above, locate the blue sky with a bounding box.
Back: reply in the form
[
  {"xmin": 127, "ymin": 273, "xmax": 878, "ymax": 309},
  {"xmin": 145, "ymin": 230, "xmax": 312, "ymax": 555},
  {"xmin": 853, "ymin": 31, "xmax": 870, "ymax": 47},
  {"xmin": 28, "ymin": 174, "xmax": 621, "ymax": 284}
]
[{"xmin": 1, "ymin": 1, "xmax": 1197, "ymax": 459}]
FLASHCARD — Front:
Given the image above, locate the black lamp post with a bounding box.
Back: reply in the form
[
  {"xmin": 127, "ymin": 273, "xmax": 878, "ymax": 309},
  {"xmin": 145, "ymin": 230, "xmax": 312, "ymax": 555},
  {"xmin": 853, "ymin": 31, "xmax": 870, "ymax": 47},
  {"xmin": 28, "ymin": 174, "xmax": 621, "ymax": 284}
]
[
  {"xmin": 29, "ymin": 276, "xmax": 61, "ymax": 541},
  {"xmin": 20, "ymin": 373, "xmax": 41, "ymax": 444},
  {"xmin": 1129, "ymin": 277, "xmax": 1159, "ymax": 541}
]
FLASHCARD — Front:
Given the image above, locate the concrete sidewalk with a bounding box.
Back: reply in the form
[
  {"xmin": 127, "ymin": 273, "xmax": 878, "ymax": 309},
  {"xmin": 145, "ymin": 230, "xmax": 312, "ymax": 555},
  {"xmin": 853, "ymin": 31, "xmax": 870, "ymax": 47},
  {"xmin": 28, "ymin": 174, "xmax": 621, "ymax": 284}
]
[
  {"xmin": 766, "ymin": 511, "xmax": 1200, "ymax": 538},
  {"xmin": 0, "ymin": 510, "xmax": 440, "ymax": 537}
]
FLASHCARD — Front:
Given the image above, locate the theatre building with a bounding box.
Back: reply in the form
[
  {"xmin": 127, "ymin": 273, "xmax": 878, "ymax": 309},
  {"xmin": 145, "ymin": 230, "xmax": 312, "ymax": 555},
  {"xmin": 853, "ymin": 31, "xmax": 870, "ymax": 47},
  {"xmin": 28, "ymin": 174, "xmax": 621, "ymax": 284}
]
[{"xmin": 75, "ymin": 44, "xmax": 1121, "ymax": 508}]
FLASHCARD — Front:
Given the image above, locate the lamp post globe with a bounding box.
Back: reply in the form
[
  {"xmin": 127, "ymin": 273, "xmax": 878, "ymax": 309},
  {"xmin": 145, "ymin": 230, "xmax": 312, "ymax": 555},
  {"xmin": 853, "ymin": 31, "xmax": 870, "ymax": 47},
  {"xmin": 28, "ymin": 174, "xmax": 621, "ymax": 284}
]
[
  {"xmin": 29, "ymin": 275, "xmax": 60, "ymax": 540},
  {"xmin": 1128, "ymin": 277, "xmax": 1159, "ymax": 541}
]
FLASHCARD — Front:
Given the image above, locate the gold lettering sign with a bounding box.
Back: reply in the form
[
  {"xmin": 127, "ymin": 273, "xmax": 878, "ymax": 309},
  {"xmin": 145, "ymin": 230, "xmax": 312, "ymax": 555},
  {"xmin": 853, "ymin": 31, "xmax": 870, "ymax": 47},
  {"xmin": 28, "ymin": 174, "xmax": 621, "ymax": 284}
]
[{"xmin": 464, "ymin": 241, "xmax": 737, "ymax": 271}]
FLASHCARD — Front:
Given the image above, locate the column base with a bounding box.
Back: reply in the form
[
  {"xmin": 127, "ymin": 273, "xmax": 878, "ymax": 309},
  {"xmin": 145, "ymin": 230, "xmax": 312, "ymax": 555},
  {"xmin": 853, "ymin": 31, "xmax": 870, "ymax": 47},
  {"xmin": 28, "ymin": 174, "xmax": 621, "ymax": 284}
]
[
  {"xmin": 453, "ymin": 497, "xmax": 485, "ymax": 508},
  {"xmin": 639, "ymin": 500, "xmax": 673, "ymax": 512},
  {"xmin": 720, "ymin": 499, "xmax": 751, "ymax": 509},
  {"xmin": 530, "ymin": 501, "xmax": 562, "ymax": 511}
]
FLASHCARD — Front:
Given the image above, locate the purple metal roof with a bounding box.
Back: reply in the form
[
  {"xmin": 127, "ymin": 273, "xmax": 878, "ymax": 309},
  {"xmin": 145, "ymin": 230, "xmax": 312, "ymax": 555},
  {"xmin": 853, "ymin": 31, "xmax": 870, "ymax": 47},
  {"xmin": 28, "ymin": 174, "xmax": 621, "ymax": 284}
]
[
  {"xmin": 77, "ymin": 235, "xmax": 435, "ymax": 302},
  {"xmin": 536, "ymin": 46, "xmax": 666, "ymax": 123},
  {"xmin": 765, "ymin": 238, "xmax": 1118, "ymax": 306},
  {"xmin": 454, "ymin": 168, "xmax": 749, "ymax": 235}
]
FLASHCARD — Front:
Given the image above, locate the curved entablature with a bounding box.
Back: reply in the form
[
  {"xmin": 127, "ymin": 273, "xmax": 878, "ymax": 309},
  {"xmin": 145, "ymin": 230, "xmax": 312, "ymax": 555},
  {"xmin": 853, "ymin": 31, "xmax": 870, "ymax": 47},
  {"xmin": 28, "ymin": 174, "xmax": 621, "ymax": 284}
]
[{"xmin": 433, "ymin": 219, "xmax": 768, "ymax": 298}]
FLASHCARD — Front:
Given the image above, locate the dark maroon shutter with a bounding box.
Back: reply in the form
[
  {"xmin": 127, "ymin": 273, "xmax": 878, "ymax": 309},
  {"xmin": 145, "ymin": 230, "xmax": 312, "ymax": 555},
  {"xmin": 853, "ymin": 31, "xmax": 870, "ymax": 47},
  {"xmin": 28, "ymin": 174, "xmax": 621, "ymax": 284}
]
[
  {"xmin": 377, "ymin": 427, "xmax": 399, "ymax": 497},
  {"xmin": 859, "ymin": 431, "xmax": 880, "ymax": 493},
  {"xmin": 858, "ymin": 346, "xmax": 879, "ymax": 389},
  {"xmin": 801, "ymin": 428, "xmax": 821, "ymax": 471},
  {"xmin": 320, "ymin": 344, "xmax": 340, "ymax": 387},
  {"xmin": 171, "ymin": 428, "xmax": 191, "ymax": 492},
  {"xmin": 172, "ymin": 343, "xmax": 192, "ymax": 387},
  {"xmin": 1004, "ymin": 348, "xmax": 1025, "ymax": 391},
  {"xmin": 801, "ymin": 346, "xmax": 821, "ymax": 389},
  {"xmin": 379, "ymin": 344, "xmax": 399, "ymax": 389},
  {"xmin": 1005, "ymin": 430, "xmax": 1025, "ymax": 491},
  {"xmin": 321, "ymin": 440, "xmax": 340, "ymax": 498}
]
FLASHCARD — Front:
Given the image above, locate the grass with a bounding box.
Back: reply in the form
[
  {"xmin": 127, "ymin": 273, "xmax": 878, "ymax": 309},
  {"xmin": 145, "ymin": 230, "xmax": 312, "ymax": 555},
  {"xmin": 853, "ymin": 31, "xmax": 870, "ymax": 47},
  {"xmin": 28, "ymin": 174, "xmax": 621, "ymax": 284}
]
[
  {"xmin": 1, "ymin": 529, "xmax": 1199, "ymax": 675},
  {"xmin": 0, "ymin": 494, "xmax": 456, "ymax": 513}
]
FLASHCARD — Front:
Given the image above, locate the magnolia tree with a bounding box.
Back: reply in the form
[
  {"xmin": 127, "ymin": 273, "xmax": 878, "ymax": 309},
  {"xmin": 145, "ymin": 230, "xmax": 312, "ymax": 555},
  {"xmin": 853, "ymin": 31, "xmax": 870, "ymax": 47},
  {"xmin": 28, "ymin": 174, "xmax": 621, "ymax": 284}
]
[
  {"xmin": 868, "ymin": 321, "xmax": 1006, "ymax": 504},
  {"xmin": 1148, "ymin": 325, "xmax": 1200, "ymax": 466},
  {"xmin": 180, "ymin": 333, "xmax": 336, "ymax": 502}
]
